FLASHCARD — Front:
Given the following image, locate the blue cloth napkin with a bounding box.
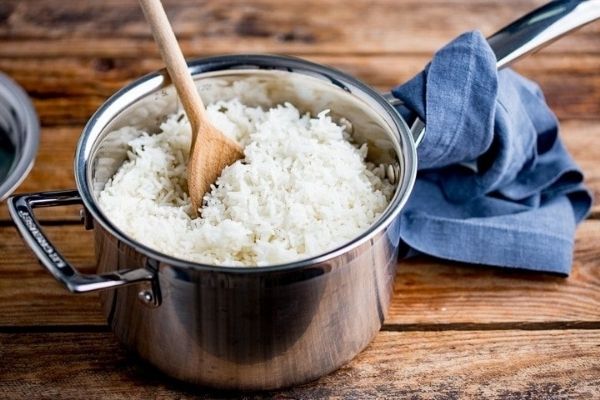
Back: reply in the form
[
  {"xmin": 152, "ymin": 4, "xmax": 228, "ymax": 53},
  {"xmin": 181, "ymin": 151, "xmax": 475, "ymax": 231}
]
[{"xmin": 391, "ymin": 31, "xmax": 592, "ymax": 275}]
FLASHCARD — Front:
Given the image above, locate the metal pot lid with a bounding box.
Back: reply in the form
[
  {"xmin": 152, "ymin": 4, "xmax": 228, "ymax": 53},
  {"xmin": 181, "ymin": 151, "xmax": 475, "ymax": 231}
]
[{"xmin": 0, "ymin": 72, "xmax": 39, "ymax": 201}]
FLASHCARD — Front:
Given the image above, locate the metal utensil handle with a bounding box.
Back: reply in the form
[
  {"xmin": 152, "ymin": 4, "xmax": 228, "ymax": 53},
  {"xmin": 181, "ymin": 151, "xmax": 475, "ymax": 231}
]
[
  {"xmin": 385, "ymin": 0, "xmax": 600, "ymax": 146},
  {"xmin": 8, "ymin": 190, "xmax": 154, "ymax": 293},
  {"xmin": 489, "ymin": 0, "xmax": 600, "ymax": 69}
]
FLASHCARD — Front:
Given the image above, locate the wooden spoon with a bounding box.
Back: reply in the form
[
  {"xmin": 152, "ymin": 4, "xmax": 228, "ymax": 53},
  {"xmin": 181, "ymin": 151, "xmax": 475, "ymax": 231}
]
[{"xmin": 139, "ymin": 0, "xmax": 244, "ymax": 217}]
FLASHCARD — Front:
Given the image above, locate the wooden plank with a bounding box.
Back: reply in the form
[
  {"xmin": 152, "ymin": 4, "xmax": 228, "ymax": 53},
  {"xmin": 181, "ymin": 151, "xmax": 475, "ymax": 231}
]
[
  {"xmin": 0, "ymin": 224, "xmax": 103, "ymax": 326},
  {"xmin": 390, "ymin": 222, "xmax": 600, "ymax": 325},
  {"xmin": 0, "ymin": 329, "xmax": 598, "ymax": 398},
  {"xmin": 1, "ymin": 53, "xmax": 599, "ymax": 126},
  {"xmin": 0, "ymin": 0, "xmax": 598, "ymax": 57},
  {"xmin": 563, "ymin": 120, "xmax": 600, "ymax": 217},
  {"xmin": 1, "ymin": 221, "xmax": 599, "ymax": 327},
  {"xmin": 2, "ymin": 118, "xmax": 599, "ymax": 221}
]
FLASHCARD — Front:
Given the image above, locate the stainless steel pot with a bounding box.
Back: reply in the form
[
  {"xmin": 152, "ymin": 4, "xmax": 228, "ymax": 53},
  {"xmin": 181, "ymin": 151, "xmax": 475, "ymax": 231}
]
[
  {"xmin": 7, "ymin": 0, "xmax": 599, "ymax": 390},
  {"xmin": 10, "ymin": 56, "xmax": 417, "ymax": 389}
]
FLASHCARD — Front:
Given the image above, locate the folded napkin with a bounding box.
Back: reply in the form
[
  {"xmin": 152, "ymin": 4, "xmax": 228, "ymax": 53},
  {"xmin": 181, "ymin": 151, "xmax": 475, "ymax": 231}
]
[{"xmin": 391, "ymin": 31, "xmax": 592, "ymax": 275}]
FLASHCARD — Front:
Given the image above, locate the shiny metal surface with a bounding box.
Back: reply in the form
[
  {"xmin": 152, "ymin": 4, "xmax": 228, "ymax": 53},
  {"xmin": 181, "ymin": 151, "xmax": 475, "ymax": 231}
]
[
  {"xmin": 9, "ymin": 55, "xmax": 416, "ymax": 389},
  {"xmin": 489, "ymin": 0, "xmax": 600, "ymax": 69},
  {"xmin": 85, "ymin": 56, "xmax": 416, "ymax": 389},
  {"xmin": 0, "ymin": 72, "xmax": 39, "ymax": 201},
  {"xmin": 94, "ymin": 218, "xmax": 400, "ymax": 388}
]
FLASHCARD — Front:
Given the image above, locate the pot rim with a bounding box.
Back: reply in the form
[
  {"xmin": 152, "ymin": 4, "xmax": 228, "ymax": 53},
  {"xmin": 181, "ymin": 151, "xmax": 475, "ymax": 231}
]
[{"xmin": 75, "ymin": 53, "xmax": 418, "ymax": 273}]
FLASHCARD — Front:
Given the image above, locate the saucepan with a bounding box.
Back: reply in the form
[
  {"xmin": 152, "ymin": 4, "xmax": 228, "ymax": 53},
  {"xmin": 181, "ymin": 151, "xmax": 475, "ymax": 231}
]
[{"xmin": 8, "ymin": 0, "xmax": 600, "ymax": 390}]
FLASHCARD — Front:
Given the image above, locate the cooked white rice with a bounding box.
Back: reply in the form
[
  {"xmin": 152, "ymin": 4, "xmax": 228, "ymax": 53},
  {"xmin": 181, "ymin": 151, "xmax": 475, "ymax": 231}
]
[{"xmin": 98, "ymin": 99, "xmax": 394, "ymax": 266}]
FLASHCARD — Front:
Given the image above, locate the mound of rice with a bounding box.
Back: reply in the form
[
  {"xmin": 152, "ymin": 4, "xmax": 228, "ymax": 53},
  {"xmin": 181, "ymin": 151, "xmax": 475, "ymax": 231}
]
[{"xmin": 98, "ymin": 99, "xmax": 394, "ymax": 266}]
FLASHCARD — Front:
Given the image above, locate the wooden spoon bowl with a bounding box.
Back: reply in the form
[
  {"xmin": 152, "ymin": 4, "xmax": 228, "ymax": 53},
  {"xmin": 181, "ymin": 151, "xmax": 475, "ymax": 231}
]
[{"xmin": 139, "ymin": 0, "xmax": 243, "ymax": 216}]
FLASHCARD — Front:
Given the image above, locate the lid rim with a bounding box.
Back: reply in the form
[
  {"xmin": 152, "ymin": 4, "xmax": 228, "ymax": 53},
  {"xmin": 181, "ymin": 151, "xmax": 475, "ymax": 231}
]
[{"xmin": 0, "ymin": 73, "xmax": 40, "ymax": 201}]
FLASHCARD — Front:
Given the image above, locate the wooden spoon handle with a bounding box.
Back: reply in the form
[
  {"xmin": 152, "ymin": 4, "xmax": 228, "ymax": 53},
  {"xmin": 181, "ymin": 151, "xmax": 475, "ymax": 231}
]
[{"xmin": 139, "ymin": 0, "xmax": 205, "ymax": 145}]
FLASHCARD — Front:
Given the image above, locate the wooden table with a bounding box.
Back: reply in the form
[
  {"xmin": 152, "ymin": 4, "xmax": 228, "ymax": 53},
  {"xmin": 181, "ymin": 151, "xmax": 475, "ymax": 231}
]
[{"xmin": 1, "ymin": 1, "xmax": 599, "ymax": 398}]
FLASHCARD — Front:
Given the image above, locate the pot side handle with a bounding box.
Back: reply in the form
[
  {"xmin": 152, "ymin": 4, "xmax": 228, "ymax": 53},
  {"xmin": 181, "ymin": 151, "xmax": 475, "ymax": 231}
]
[{"xmin": 8, "ymin": 190, "xmax": 154, "ymax": 293}]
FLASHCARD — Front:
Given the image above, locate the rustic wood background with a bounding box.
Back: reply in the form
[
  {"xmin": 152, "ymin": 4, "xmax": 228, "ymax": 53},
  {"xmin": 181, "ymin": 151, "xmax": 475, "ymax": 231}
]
[{"xmin": 0, "ymin": 0, "xmax": 599, "ymax": 398}]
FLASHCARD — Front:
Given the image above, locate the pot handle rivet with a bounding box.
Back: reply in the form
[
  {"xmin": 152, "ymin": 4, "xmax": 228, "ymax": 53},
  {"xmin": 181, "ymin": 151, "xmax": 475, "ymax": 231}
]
[
  {"xmin": 79, "ymin": 207, "xmax": 94, "ymax": 230},
  {"xmin": 138, "ymin": 290, "xmax": 154, "ymax": 304}
]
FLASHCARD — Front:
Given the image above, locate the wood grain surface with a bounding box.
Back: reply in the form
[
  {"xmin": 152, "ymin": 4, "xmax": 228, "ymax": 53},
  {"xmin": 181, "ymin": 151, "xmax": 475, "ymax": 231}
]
[
  {"xmin": 1, "ymin": 330, "xmax": 598, "ymax": 399},
  {"xmin": 1, "ymin": 54, "xmax": 599, "ymax": 126},
  {"xmin": 1, "ymin": 0, "xmax": 599, "ymax": 398},
  {"xmin": 1, "ymin": 0, "xmax": 598, "ymax": 56},
  {"xmin": 0, "ymin": 53, "xmax": 600, "ymax": 126}
]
